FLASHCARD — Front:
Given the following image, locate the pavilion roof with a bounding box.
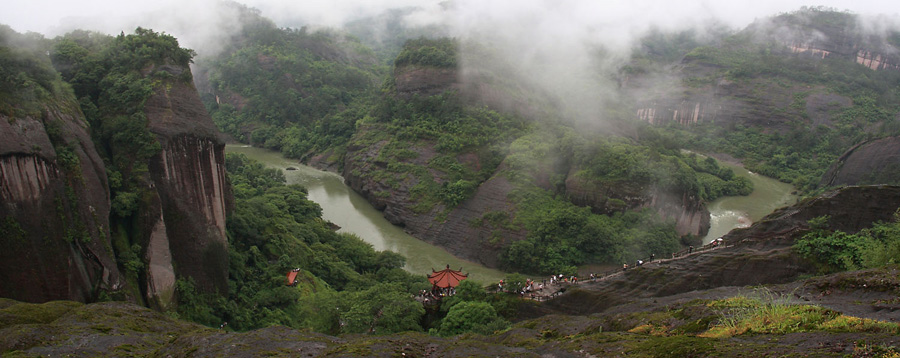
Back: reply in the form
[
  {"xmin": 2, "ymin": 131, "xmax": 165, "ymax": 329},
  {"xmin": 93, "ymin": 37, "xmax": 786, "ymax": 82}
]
[{"xmin": 427, "ymin": 265, "xmax": 468, "ymax": 288}]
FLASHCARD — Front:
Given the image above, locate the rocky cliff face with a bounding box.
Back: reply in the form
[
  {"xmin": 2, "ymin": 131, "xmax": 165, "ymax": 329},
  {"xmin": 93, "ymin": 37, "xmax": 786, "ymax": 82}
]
[
  {"xmin": 820, "ymin": 136, "xmax": 900, "ymax": 187},
  {"xmin": 564, "ymin": 167, "xmax": 710, "ymax": 237},
  {"xmin": 0, "ymin": 103, "xmax": 123, "ymax": 303},
  {"xmin": 394, "ymin": 65, "xmax": 459, "ymax": 99},
  {"xmin": 628, "ymin": 71, "xmax": 817, "ymax": 132},
  {"xmin": 142, "ymin": 65, "xmax": 231, "ymax": 306},
  {"xmin": 0, "ymin": 59, "xmax": 231, "ymax": 309},
  {"xmin": 629, "ymin": 11, "xmax": 895, "ymax": 129},
  {"xmin": 547, "ymin": 185, "xmax": 900, "ymax": 317}
]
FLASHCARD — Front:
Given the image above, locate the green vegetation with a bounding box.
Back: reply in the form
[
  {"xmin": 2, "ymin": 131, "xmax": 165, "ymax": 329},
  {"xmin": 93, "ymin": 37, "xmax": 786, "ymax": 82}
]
[
  {"xmin": 6, "ymin": 5, "xmax": 900, "ymax": 351},
  {"xmin": 342, "ymin": 37, "xmax": 758, "ymax": 275},
  {"xmin": 50, "ymin": 28, "xmax": 191, "ymax": 215},
  {"xmin": 0, "ymin": 25, "xmax": 65, "ymax": 118},
  {"xmin": 170, "ymin": 153, "xmax": 431, "ymax": 333},
  {"xmin": 491, "ymin": 125, "xmax": 748, "ymax": 274},
  {"xmin": 169, "ymin": 154, "xmax": 530, "ymax": 336},
  {"xmin": 436, "ymin": 301, "xmax": 506, "ymax": 336},
  {"xmin": 794, "ymin": 213, "xmax": 900, "ymax": 274},
  {"xmin": 0, "ymin": 300, "xmax": 83, "ymax": 328},
  {"xmin": 702, "ymin": 290, "xmax": 900, "ymax": 338},
  {"xmin": 198, "ymin": 7, "xmax": 380, "ymax": 160},
  {"xmin": 428, "ymin": 279, "xmax": 516, "ymax": 336},
  {"xmin": 393, "ymin": 37, "xmax": 457, "ymax": 68},
  {"xmin": 358, "ymin": 86, "xmax": 525, "ymax": 212},
  {"xmin": 656, "ymin": 9, "xmax": 900, "ymax": 194}
]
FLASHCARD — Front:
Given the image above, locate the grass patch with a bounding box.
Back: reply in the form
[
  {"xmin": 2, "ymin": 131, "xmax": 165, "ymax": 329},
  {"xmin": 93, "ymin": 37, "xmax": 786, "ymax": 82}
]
[{"xmin": 702, "ymin": 289, "xmax": 900, "ymax": 338}]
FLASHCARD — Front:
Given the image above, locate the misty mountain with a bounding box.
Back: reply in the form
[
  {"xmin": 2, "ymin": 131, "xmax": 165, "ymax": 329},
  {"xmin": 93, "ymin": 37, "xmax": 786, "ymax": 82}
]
[{"xmin": 2, "ymin": 2, "xmax": 900, "ymax": 352}]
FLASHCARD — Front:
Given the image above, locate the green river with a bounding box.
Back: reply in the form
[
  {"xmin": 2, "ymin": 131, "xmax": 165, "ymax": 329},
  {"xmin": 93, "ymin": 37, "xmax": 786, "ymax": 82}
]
[
  {"xmin": 702, "ymin": 161, "xmax": 797, "ymax": 244},
  {"xmin": 226, "ymin": 145, "xmax": 508, "ymax": 284},
  {"xmin": 227, "ymin": 145, "xmax": 796, "ymax": 282}
]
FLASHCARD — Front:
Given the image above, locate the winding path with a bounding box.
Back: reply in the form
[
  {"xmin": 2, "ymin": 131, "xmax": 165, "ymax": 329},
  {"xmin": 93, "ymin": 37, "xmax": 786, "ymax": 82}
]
[{"xmin": 523, "ymin": 241, "xmax": 735, "ymax": 301}]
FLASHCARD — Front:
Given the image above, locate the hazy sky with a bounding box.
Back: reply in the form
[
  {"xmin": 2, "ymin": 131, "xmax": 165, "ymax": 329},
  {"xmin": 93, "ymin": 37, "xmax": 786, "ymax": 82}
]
[
  {"xmin": 5, "ymin": 0, "xmax": 898, "ymax": 127},
  {"xmin": 3, "ymin": 0, "xmax": 898, "ymax": 38}
]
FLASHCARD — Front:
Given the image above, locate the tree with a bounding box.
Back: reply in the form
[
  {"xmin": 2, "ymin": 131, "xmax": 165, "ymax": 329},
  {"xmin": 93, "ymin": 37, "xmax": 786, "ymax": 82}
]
[
  {"xmin": 340, "ymin": 282, "xmax": 424, "ymax": 334},
  {"xmin": 438, "ymin": 301, "xmax": 509, "ymax": 336}
]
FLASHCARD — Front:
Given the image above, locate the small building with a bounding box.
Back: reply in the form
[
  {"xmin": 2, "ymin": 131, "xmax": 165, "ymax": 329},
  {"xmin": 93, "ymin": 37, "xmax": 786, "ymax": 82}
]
[
  {"xmin": 286, "ymin": 268, "xmax": 300, "ymax": 286},
  {"xmin": 427, "ymin": 265, "xmax": 468, "ymax": 291}
]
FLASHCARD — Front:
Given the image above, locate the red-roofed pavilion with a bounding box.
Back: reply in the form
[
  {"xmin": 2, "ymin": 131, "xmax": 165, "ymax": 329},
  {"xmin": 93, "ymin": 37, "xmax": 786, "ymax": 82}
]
[
  {"xmin": 428, "ymin": 265, "xmax": 468, "ymax": 289},
  {"xmin": 286, "ymin": 269, "xmax": 300, "ymax": 286}
]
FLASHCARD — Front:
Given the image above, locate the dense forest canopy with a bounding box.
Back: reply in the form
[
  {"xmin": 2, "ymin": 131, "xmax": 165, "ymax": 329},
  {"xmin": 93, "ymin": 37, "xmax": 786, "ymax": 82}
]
[
  {"xmin": 197, "ymin": 6, "xmax": 382, "ymax": 160},
  {"xmin": 0, "ymin": 25, "xmax": 65, "ymax": 118}
]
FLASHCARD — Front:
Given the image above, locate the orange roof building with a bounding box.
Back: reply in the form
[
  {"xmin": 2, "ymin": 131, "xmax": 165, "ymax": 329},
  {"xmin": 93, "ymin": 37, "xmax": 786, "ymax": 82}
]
[
  {"xmin": 427, "ymin": 265, "xmax": 468, "ymax": 289},
  {"xmin": 286, "ymin": 269, "xmax": 300, "ymax": 286}
]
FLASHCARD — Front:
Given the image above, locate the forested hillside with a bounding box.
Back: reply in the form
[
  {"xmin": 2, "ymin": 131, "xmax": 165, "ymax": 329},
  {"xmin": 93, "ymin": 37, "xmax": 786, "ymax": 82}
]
[
  {"xmin": 196, "ymin": 4, "xmax": 382, "ymax": 162},
  {"xmin": 0, "ymin": 24, "xmax": 485, "ymax": 335},
  {"xmin": 4, "ymin": 2, "xmax": 900, "ymax": 348},
  {"xmin": 198, "ymin": 5, "xmax": 767, "ymax": 275},
  {"xmin": 627, "ymin": 7, "xmax": 900, "ymax": 193}
]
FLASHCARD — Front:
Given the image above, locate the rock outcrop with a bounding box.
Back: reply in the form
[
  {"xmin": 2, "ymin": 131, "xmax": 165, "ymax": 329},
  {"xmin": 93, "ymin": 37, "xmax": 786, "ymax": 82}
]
[
  {"xmin": 343, "ymin": 59, "xmax": 711, "ymax": 267},
  {"xmin": 142, "ymin": 64, "xmax": 232, "ymax": 306},
  {"xmin": 564, "ymin": 168, "xmax": 710, "ymax": 237},
  {"xmin": 820, "ymin": 136, "xmax": 900, "ymax": 187},
  {"xmin": 0, "ymin": 103, "xmax": 123, "ymax": 303},
  {"xmin": 394, "ymin": 65, "xmax": 459, "ymax": 99},
  {"xmin": 0, "ymin": 56, "xmax": 231, "ymax": 310},
  {"xmin": 628, "ymin": 73, "xmax": 807, "ymax": 131},
  {"xmin": 553, "ymin": 185, "xmax": 900, "ymax": 310}
]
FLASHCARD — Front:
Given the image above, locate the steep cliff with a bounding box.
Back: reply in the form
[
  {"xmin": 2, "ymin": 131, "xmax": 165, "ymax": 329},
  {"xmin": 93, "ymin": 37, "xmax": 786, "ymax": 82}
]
[
  {"xmin": 0, "ymin": 100, "xmax": 123, "ymax": 303},
  {"xmin": 0, "ymin": 26, "xmax": 125, "ymax": 303},
  {"xmin": 564, "ymin": 166, "xmax": 710, "ymax": 237},
  {"xmin": 142, "ymin": 64, "xmax": 232, "ymax": 306},
  {"xmin": 0, "ymin": 28, "xmax": 231, "ymax": 310},
  {"xmin": 343, "ymin": 144, "xmax": 527, "ymax": 267}
]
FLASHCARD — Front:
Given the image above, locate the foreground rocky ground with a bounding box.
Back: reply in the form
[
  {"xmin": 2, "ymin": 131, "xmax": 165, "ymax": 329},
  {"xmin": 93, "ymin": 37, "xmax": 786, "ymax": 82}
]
[
  {"xmin": 2, "ymin": 187, "xmax": 900, "ymax": 357},
  {"xmin": 2, "ymin": 266, "xmax": 899, "ymax": 358}
]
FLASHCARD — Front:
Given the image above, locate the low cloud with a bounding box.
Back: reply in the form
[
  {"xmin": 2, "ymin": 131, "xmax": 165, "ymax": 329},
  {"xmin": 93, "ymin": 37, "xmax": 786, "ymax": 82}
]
[{"xmin": 3, "ymin": 0, "xmax": 899, "ymax": 126}]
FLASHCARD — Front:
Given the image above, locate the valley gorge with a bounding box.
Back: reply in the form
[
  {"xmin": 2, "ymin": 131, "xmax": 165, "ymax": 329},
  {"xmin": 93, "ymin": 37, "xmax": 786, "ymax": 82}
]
[{"xmin": 3, "ymin": 4, "xmax": 900, "ymax": 356}]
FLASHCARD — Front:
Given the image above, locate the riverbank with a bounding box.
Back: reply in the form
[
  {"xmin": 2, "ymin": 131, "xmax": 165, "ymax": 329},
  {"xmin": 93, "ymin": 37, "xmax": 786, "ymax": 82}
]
[
  {"xmin": 226, "ymin": 145, "xmax": 508, "ymax": 284},
  {"xmin": 701, "ymin": 157, "xmax": 797, "ymax": 244}
]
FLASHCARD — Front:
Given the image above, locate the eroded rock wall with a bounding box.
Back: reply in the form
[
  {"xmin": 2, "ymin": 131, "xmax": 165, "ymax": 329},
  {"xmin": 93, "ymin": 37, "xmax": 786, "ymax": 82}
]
[
  {"xmin": 143, "ymin": 69, "xmax": 231, "ymax": 299},
  {"xmin": 0, "ymin": 108, "xmax": 122, "ymax": 303}
]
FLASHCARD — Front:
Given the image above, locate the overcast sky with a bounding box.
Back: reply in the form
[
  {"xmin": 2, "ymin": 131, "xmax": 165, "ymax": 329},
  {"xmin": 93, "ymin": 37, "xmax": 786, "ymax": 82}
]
[
  {"xmin": 3, "ymin": 0, "xmax": 899, "ymax": 38},
  {"xmin": 3, "ymin": 1, "xmax": 899, "ymax": 130}
]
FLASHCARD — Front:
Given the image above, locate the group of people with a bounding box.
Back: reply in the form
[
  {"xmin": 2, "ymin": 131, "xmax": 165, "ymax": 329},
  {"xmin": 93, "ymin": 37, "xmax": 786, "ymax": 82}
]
[
  {"xmin": 681, "ymin": 237, "xmax": 726, "ymax": 258},
  {"xmin": 548, "ymin": 274, "xmax": 579, "ymax": 285},
  {"xmin": 623, "ymin": 253, "xmax": 657, "ymax": 271},
  {"xmin": 498, "ymin": 239, "xmax": 733, "ymax": 303},
  {"xmin": 498, "ymin": 278, "xmax": 546, "ymax": 296},
  {"xmin": 418, "ymin": 287, "xmax": 457, "ymax": 305}
]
